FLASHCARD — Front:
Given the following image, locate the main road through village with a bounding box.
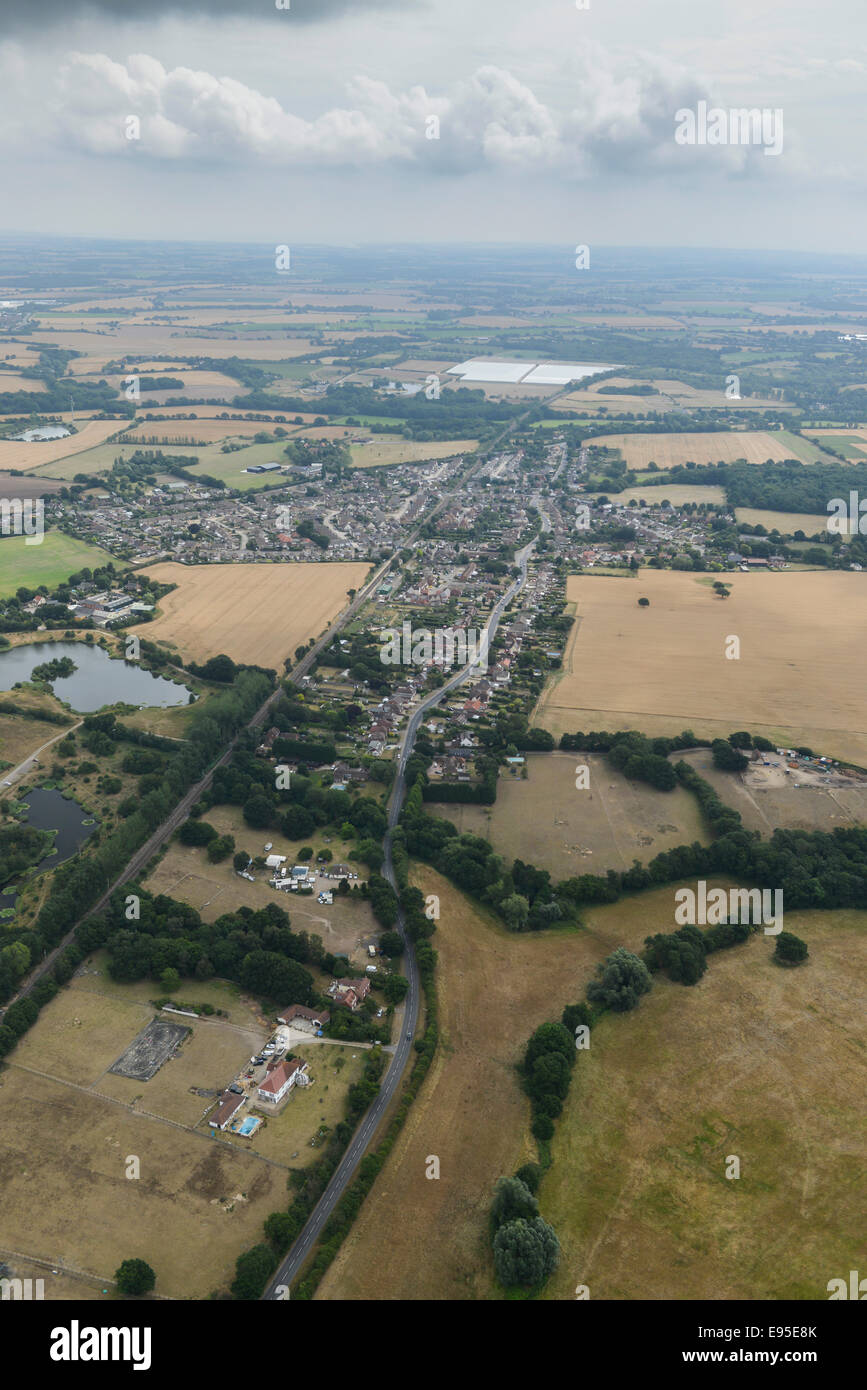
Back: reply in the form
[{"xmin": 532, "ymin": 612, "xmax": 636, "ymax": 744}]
[{"xmin": 262, "ymin": 526, "xmax": 541, "ymax": 1298}]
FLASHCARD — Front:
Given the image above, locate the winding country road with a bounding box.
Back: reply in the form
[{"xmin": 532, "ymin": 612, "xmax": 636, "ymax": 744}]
[{"xmin": 262, "ymin": 530, "xmax": 540, "ymax": 1298}]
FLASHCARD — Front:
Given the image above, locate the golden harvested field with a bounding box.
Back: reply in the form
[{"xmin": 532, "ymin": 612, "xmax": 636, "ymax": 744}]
[
  {"xmin": 541, "ymin": 908, "xmax": 867, "ymax": 1300},
  {"xmin": 26, "ymin": 328, "xmax": 319, "ymax": 360},
  {"xmin": 132, "ymin": 560, "xmax": 370, "ymax": 666},
  {"xmin": 586, "ymin": 430, "xmax": 813, "ymax": 469},
  {"xmin": 589, "ymin": 484, "xmax": 727, "ymax": 507},
  {"xmin": 534, "ymin": 570, "xmax": 867, "ymax": 766},
  {"xmin": 0, "ymin": 373, "xmax": 45, "ymax": 392},
  {"xmin": 734, "ymin": 507, "xmax": 833, "ymax": 537},
  {"xmin": 106, "ymin": 369, "xmax": 241, "ymax": 400},
  {"xmin": 0, "ymin": 420, "xmax": 123, "ymax": 472},
  {"xmin": 426, "ymin": 752, "xmax": 708, "ymax": 876},
  {"xmin": 349, "ymin": 438, "xmax": 477, "ymax": 468},
  {"xmin": 317, "ymin": 872, "xmax": 738, "ymax": 1301}
]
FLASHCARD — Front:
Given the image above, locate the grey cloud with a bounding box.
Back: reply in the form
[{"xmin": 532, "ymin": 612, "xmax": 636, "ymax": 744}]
[{"xmin": 1, "ymin": 0, "xmax": 410, "ymax": 27}]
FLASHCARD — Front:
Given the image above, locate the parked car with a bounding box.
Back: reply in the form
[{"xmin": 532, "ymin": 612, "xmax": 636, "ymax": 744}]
[{"xmin": 228, "ymin": 1084, "xmax": 243, "ymax": 1095}]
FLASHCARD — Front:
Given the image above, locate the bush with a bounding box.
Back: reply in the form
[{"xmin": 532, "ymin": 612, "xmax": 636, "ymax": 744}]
[
  {"xmin": 587, "ymin": 947, "xmax": 652, "ymax": 1013},
  {"xmin": 774, "ymin": 931, "xmax": 808, "ymax": 965}
]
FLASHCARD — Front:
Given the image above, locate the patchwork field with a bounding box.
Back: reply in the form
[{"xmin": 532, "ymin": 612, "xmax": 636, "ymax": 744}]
[
  {"xmin": 541, "ymin": 909, "xmax": 867, "ymax": 1300},
  {"xmin": 426, "ymin": 752, "xmax": 709, "ymax": 877},
  {"xmin": 0, "ymin": 530, "xmax": 121, "ymax": 598},
  {"xmin": 348, "ymin": 438, "xmax": 477, "ymax": 468},
  {"xmin": 585, "ymin": 430, "xmax": 825, "ymax": 470},
  {"xmin": 534, "ymin": 570, "xmax": 867, "ymax": 766},
  {"xmin": 132, "ymin": 559, "xmax": 370, "ymax": 666}
]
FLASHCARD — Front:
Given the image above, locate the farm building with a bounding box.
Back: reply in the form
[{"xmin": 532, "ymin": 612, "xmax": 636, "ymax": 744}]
[{"xmin": 276, "ymin": 1004, "xmax": 331, "ymax": 1033}]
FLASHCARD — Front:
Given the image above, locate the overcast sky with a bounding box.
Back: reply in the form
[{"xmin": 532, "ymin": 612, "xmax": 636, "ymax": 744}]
[{"xmin": 0, "ymin": 0, "xmax": 865, "ymax": 252}]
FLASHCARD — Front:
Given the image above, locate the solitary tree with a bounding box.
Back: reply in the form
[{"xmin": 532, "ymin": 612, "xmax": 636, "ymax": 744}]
[
  {"xmin": 114, "ymin": 1259, "xmax": 156, "ymax": 1297},
  {"xmin": 587, "ymin": 947, "xmax": 652, "ymax": 1013},
  {"xmin": 638, "ymin": 596, "xmax": 650, "ymax": 607}
]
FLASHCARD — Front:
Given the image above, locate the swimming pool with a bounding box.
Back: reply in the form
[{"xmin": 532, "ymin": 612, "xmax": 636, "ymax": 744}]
[{"xmin": 237, "ymin": 1116, "xmax": 261, "ymax": 1136}]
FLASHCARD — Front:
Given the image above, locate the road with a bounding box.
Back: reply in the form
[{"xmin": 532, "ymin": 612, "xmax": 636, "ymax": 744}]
[
  {"xmin": 262, "ymin": 529, "xmax": 540, "ymax": 1298},
  {"xmin": 0, "ymin": 721, "xmax": 84, "ymax": 790}
]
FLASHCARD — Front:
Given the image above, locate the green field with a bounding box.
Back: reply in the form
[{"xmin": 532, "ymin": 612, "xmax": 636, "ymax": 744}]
[
  {"xmin": 0, "ymin": 530, "xmax": 123, "ymax": 597},
  {"xmin": 777, "ymin": 429, "xmax": 839, "ymax": 465},
  {"xmin": 33, "ymin": 440, "xmax": 296, "ymax": 491}
]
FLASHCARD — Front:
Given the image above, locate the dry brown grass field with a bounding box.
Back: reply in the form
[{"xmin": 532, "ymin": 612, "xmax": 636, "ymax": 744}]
[
  {"xmin": 145, "ymin": 806, "xmax": 378, "ymax": 962},
  {"xmin": 535, "ymin": 570, "xmax": 867, "ymax": 766},
  {"xmin": 734, "ymin": 507, "xmax": 833, "ymax": 536},
  {"xmin": 319, "ymin": 873, "xmax": 866, "ymax": 1301},
  {"xmin": 0, "ymin": 420, "xmax": 123, "ymax": 472},
  {"xmin": 426, "ymin": 752, "xmax": 709, "ymax": 876},
  {"xmin": 676, "ymin": 748, "xmax": 867, "ymax": 836},
  {"xmin": 585, "ymin": 430, "xmax": 808, "ymax": 469},
  {"xmin": 541, "ymin": 908, "xmax": 867, "ymax": 1300},
  {"xmin": 349, "ymin": 438, "xmax": 477, "ymax": 468},
  {"xmin": 0, "ymin": 1012, "xmax": 280, "ymax": 1298},
  {"xmin": 588, "ymin": 483, "xmax": 727, "ymax": 507},
  {"xmin": 131, "ymin": 560, "xmax": 370, "ymax": 666},
  {"xmin": 317, "ymin": 871, "xmax": 752, "ymax": 1300},
  {"xmin": 0, "ymin": 373, "xmax": 46, "ymax": 392}
]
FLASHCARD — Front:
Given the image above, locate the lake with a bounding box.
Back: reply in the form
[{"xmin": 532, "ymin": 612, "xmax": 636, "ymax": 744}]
[
  {"xmin": 7, "ymin": 425, "xmax": 72, "ymax": 442},
  {"xmin": 0, "ymin": 641, "xmax": 191, "ymax": 712}
]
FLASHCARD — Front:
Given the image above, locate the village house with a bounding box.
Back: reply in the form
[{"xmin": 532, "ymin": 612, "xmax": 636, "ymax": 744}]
[
  {"xmin": 209, "ymin": 1090, "xmax": 246, "ymax": 1131},
  {"xmin": 327, "ymin": 977, "xmax": 371, "ymax": 1011},
  {"xmin": 257, "ymin": 1057, "xmax": 311, "ymax": 1104}
]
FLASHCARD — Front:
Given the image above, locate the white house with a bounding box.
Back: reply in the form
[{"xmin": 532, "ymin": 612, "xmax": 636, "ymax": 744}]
[{"xmin": 257, "ymin": 1058, "xmax": 310, "ymax": 1104}]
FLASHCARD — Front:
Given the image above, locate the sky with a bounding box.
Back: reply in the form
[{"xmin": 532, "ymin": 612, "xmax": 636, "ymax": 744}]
[{"xmin": 0, "ymin": 0, "xmax": 865, "ymax": 252}]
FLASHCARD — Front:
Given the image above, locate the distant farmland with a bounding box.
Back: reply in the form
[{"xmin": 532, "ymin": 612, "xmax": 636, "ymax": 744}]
[
  {"xmin": 133, "ymin": 560, "xmax": 371, "ymax": 666},
  {"xmin": 585, "ymin": 430, "xmax": 829, "ymax": 470}
]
